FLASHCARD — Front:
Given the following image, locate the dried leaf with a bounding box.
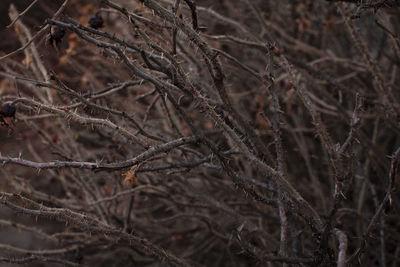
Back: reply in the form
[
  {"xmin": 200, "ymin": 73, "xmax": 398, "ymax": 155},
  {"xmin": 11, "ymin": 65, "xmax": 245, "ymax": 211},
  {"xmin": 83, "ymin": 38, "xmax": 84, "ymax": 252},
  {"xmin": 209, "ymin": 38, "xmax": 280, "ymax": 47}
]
[
  {"xmin": 204, "ymin": 121, "xmax": 213, "ymax": 130},
  {"xmin": 81, "ymin": 4, "xmax": 94, "ymax": 15},
  {"xmin": 58, "ymin": 55, "xmax": 70, "ymax": 67},
  {"xmin": 122, "ymin": 165, "xmax": 139, "ymax": 186},
  {"xmin": 102, "ymin": 184, "xmax": 112, "ymax": 196},
  {"xmin": 66, "ymin": 33, "xmax": 79, "ymax": 55},
  {"xmin": 22, "ymin": 54, "xmax": 33, "ymax": 67}
]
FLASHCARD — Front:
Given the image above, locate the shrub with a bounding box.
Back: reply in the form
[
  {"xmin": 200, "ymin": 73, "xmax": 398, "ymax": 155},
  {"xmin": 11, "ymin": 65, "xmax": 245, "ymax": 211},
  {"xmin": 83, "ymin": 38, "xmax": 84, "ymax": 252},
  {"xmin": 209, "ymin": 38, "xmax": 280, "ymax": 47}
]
[{"xmin": 0, "ymin": 0, "xmax": 399, "ymax": 266}]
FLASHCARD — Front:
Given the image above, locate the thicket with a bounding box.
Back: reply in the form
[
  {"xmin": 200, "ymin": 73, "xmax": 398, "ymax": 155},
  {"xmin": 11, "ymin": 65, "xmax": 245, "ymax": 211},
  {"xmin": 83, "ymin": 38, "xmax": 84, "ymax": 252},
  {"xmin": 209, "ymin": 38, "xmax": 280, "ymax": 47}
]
[{"xmin": 0, "ymin": 0, "xmax": 399, "ymax": 266}]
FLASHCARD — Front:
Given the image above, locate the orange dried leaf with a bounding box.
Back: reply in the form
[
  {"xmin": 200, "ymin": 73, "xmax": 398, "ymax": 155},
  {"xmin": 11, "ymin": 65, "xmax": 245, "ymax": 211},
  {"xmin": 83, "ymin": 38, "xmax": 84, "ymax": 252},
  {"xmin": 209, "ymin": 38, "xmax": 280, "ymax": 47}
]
[
  {"xmin": 81, "ymin": 4, "xmax": 94, "ymax": 15},
  {"xmin": 204, "ymin": 121, "xmax": 213, "ymax": 130},
  {"xmin": 77, "ymin": 15, "xmax": 87, "ymax": 25},
  {"xmin": 58, "ymin": 55, "xmax": 70, "ymax": 67},
  {"xmin": 81, "ymin": 75, "xmax": 89, "ymax": 85},
  {"xmin": 14, "ymin": 25, "xmax": 22, "ymax": 34},
  {"xmin": 102, "ymin": 184, "xmax": 112, "ymax": 196},
  {"xmin": 66, "ymin": 41, "xmax": 79, "ymax": 55},
  {"xmin": 122, "ymin": 165, "xmax": 139, "ymax": 186},
  {"xmin": 22, "ymin": 54, "xmax": 33, "ymax": 67}
]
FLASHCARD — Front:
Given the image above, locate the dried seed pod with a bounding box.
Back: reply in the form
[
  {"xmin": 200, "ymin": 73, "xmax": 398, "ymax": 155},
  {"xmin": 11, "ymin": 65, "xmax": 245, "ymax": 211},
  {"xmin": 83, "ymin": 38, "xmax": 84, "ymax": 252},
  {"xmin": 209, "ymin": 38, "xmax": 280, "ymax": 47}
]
[
  {"xmin": 1, "ymin": 102, "xmax": 16, "ymax": 117},
  {"xmin": 50, "ymin": 25, "xmax": 66, "ymax": 42},
  {"xmin": 89, "ymin": 14, "xmax": 104, "ymax": 29}
]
